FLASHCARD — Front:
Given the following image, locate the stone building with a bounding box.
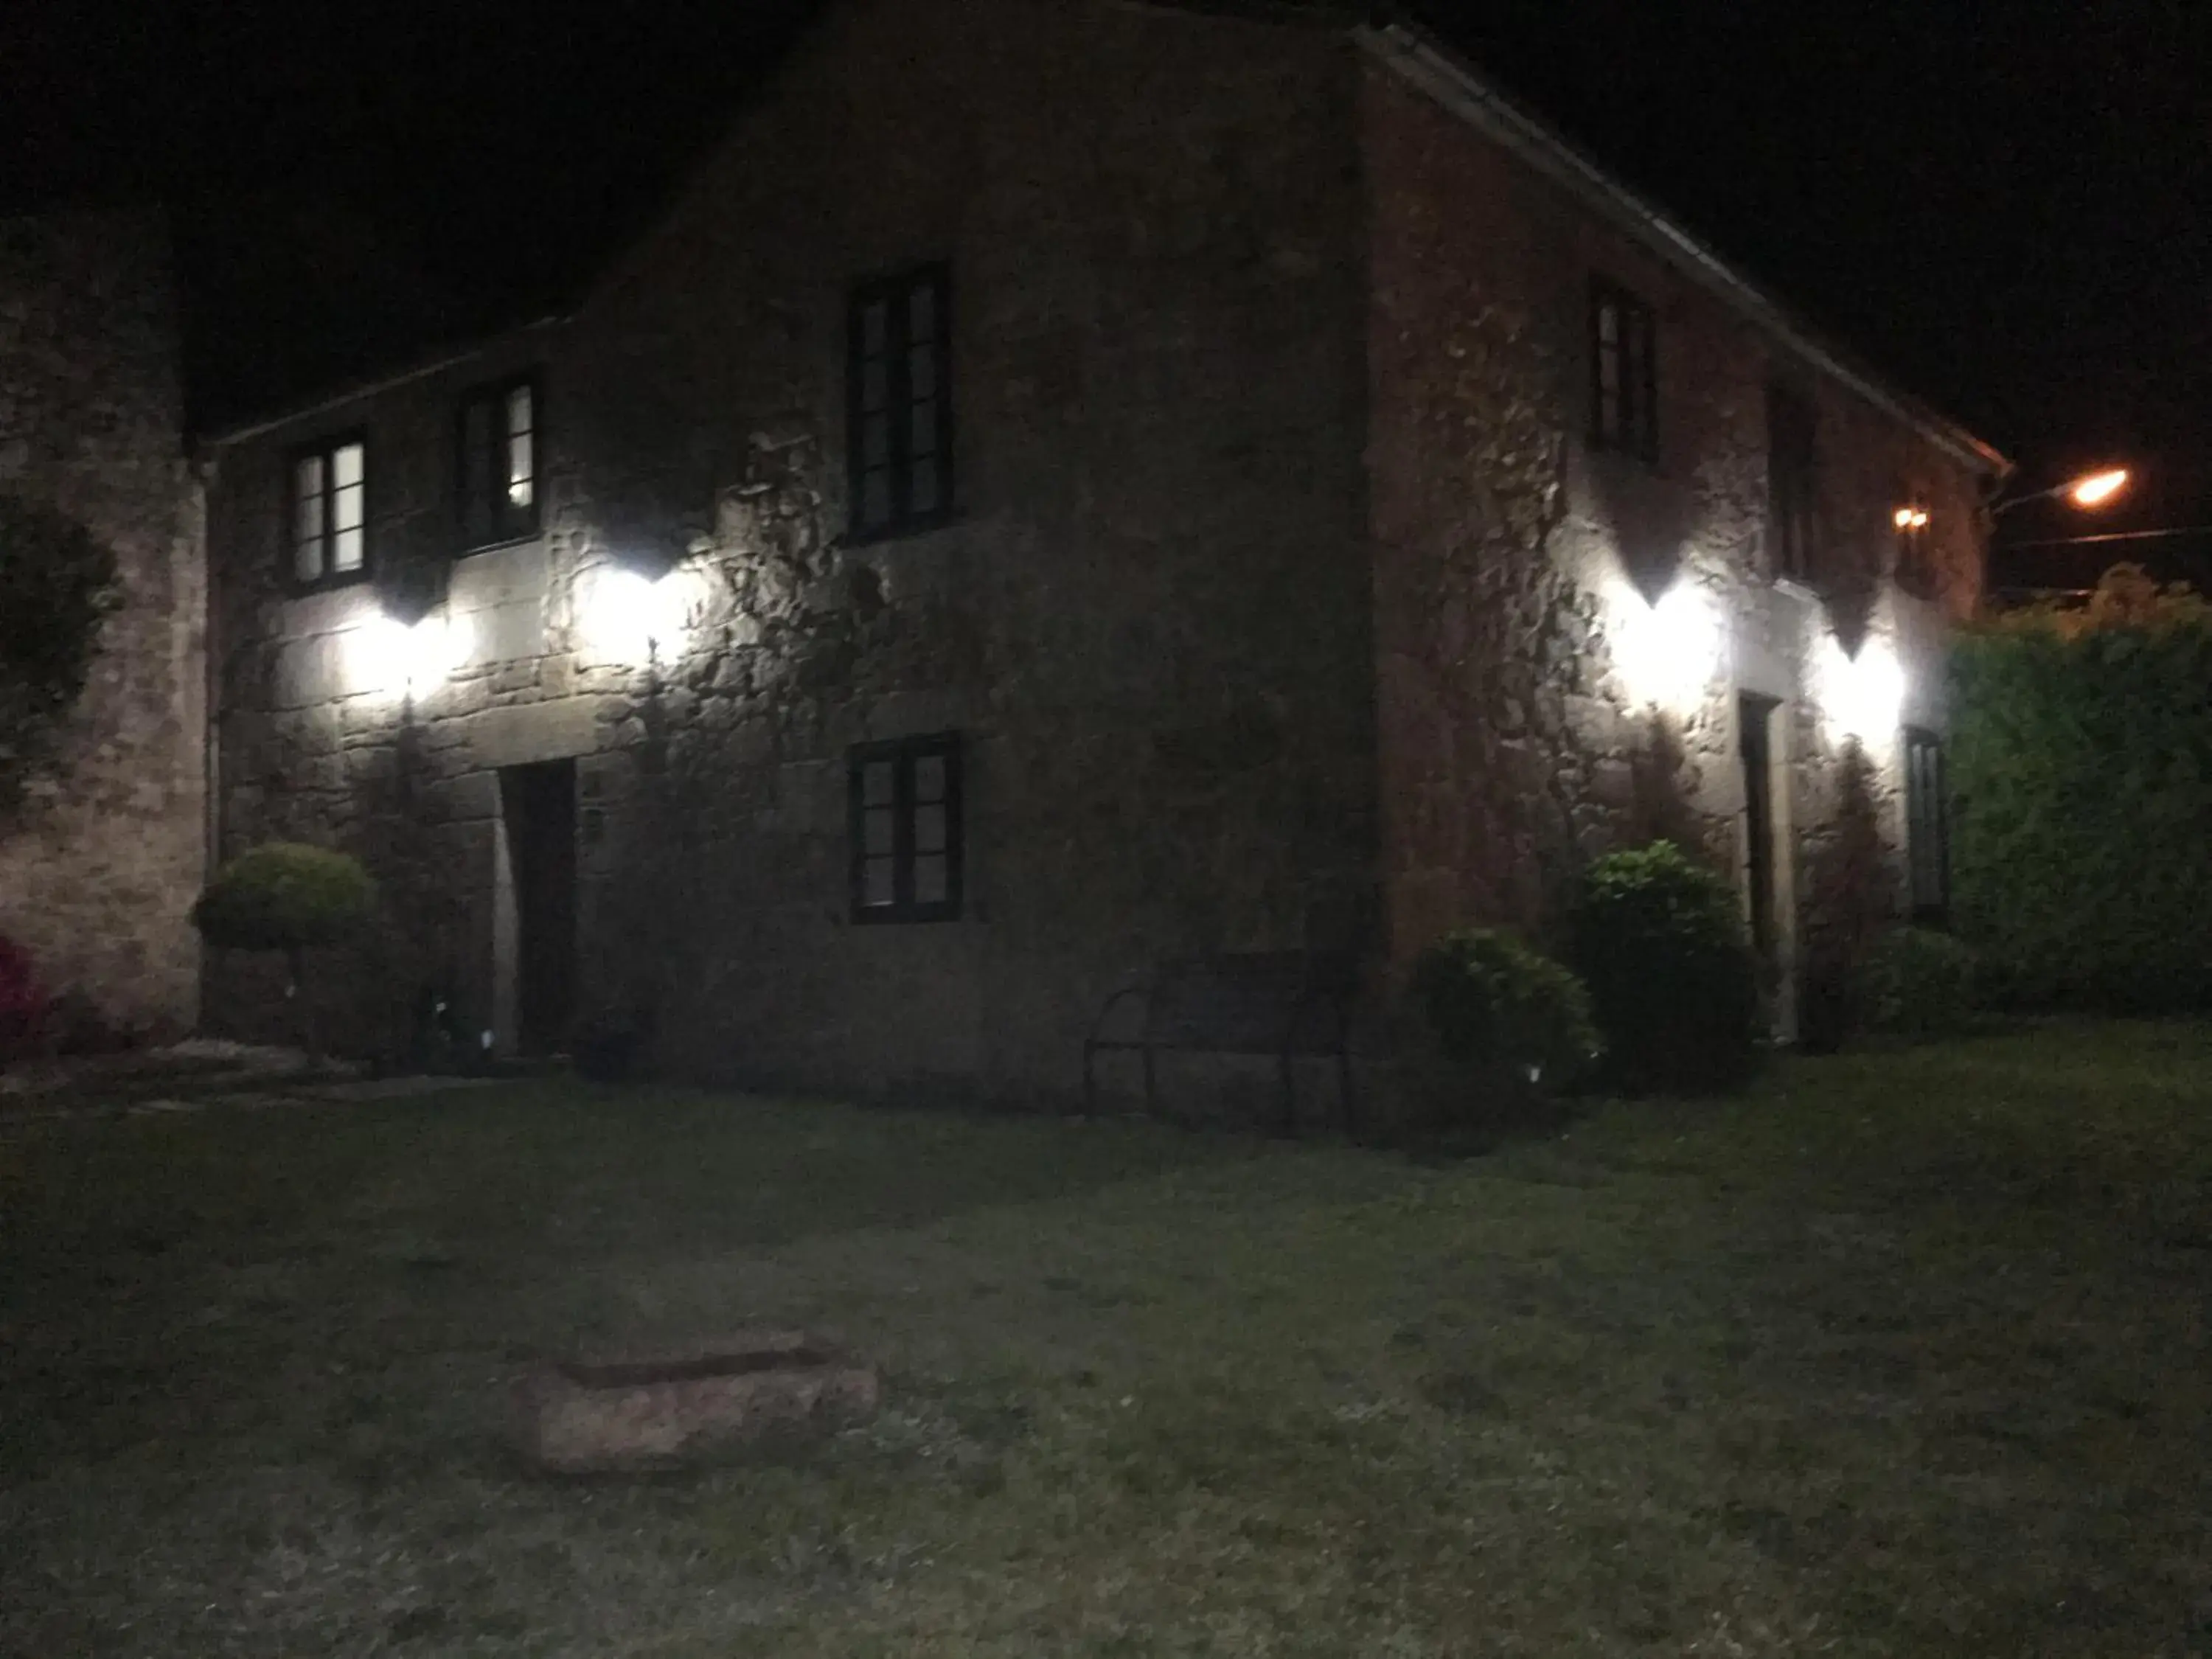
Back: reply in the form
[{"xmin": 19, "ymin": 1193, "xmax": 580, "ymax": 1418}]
[
  {"xmin": 199, "ymin": 0, "xmax": 2003, "ymax": 1095},
  {"xmin": 0, "ymin": 210, "xmax": 206, "ymax": 1038}
]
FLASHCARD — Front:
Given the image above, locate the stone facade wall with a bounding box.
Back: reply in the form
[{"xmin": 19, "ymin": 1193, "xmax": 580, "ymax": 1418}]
[
  {"xmin": 202, "ymin": 1, "xmax": 2000, "ymax": 1088},
  {"xmin": 0, "ymin": 211, "xmax": 206, "ymax": 1037},
  {"xmin": 1360, "ymin": 58, "xmax": 1990, "ymax": 1027},
  {"xmin": 205, "ymin": 0, "xmax": 1374, "ymax": 1099}
]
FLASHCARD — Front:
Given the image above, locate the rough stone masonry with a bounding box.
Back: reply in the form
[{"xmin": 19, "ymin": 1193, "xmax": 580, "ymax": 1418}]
[{"xmin": 0, "ymin": 211, "xmax": 206, "ymax": 1038}]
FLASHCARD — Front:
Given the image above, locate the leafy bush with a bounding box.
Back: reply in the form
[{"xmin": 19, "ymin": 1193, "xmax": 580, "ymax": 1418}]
[
  {"xmin": 0, "ymin": 495, "xmax": 121, "ymax": 805},
  {"xmin": 0, "ymin": 932, "xmax": 52, "ymax": 1062},
  {"xmin": 192, "ymin": 844, "xmax": 376, "ymax": 953},
  {"xmin": 1410, "ymin": 929, "xmax": 1599, "ymax": 1091},
  {"xmin": 1951, "ymin": 566, "xmax": 2212, "ymax": 1011},
  {"xmin": 1856, "ymin": 927, "xmax": 1978, "ymax": 1038},
  {"xmin": 1568, "ymin": 841, "xmax": 1761, "ymax": 1093}
]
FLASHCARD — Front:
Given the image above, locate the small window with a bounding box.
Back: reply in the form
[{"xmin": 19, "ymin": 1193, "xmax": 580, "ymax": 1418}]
[
  {"xmin": 1905, "ymin": 728, "xmax": 1949, "ymax": 924},
  {"xmin": 849, "ymin": 732, "xmax": 964, "ymax": 923},
  {"xmin": 848, "ymin": 264, "xmax": 954, "ymax": 540},
  {"xmin": 290, "ymin": 434, "xmax": 368, "ymax": 587},
  {"xmin": 1590, "ymin": 279, "xmax": 1658, "ymax": 464},
  {"xmin": 1767, "ymin": 383, "xmax": 1819, "ymax": 582},
  {"xmin": 459, "ymin": 375, "xmax": 540, "ymax": 548}
]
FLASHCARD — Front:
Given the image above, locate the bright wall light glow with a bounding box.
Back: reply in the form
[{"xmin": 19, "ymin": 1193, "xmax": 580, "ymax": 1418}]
[
  {"xmin": 1893, "ymin": 506, "xmax": 1930, "ymax": 530},
  {"xmin": 1610, "ymin": 580, "xmax": 1723, "ymax": 714},
  {"xmin": 346, "ymin": 611, "xmax": 470, "ymax": 703},
  {"xmin": 1815, "ymin": 633, "xmax": 1906, "ymax": 745},
  {"xmin": 581, "ymin": 564, "xmax": 699, "ymax": 665}
]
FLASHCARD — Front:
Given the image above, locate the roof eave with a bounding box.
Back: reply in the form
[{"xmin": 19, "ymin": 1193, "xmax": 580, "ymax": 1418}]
[{"xmin": 1358, "ymin": 18, "xmax": 2012, "ymax": 480}]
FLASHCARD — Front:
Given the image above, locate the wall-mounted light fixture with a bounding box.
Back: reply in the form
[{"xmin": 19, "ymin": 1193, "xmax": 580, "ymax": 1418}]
[
  {"xmin": 346, "ymin": 609, "xmax": 470, "ymax": 704},
  {"xmin": 1893, "ymin": 506, "xmax": 1930, "ymax": 532},
  {"xmin": 580, "ymin": 560, "xmax": 700, "ymax": 666},
  {"xmin": 1815, "ymin": 632, "xmax": 1905, "ymax": 748},
  {"xmin": 1610, "ymin": 578, "xmax": 1724, "ymax": 715}
]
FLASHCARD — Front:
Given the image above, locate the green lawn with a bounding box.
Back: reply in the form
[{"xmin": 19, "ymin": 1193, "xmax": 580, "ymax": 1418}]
[{"xmin": 3, "ymin": 1024, "xmax": 2209, "ymax": 1657}]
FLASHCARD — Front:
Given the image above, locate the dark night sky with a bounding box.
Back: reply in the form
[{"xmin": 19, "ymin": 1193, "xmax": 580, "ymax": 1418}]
[{"xmin": 5, "ymin": 0, "xmax": 2208, "ymax": 561}]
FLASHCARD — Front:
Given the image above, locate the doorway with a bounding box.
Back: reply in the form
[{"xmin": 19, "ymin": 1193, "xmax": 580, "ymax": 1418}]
[
  {"xmin": 1738, "ymin": 692, "xmax": 1781, "ymax": 966},
  {"xmin": 498, "ymin": 759, "xmax": 577, "ymax": 1057}
]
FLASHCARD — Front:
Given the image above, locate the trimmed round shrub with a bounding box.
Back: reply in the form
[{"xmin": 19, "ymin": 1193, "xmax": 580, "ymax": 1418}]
[
  {"xmin": 1411, "ymin": 928, "xmax": 1599, "ymax": 1091},
  {"xmin": 192, "ymin": 843, "xmax": 376, "ymax": 954},
  {"xmin": 1857, "ymin": 926, "xmax": 1978, "ymax": 1038},
  {"xmin": 0, "ymin": 931, "xmax": 52, "ymax": 1062},
  {"xmin": 1568, "ymin": 841, "xmax": 1761, "ymax": 1093}
]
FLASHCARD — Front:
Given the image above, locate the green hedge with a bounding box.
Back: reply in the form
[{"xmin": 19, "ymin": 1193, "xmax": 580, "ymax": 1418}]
[{"xmin": 1950, "ymin": 568, "xmax": 2212, "ymax": 1012}]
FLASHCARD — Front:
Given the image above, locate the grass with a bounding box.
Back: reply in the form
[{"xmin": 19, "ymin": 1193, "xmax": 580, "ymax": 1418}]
[{"xmin": 3, "ymin": 1022, "xmax": 2210, "ymax": 1656}]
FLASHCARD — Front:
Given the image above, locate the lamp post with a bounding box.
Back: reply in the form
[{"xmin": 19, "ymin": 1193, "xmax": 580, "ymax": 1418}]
[{"xmin": 1989, "ymin": 467, "xmax": 2131, "ymax": 517}]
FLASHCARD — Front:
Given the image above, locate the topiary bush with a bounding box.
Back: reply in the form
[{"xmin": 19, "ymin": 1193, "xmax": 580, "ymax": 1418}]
[
  {"xmin": 193, "ymin": 843, "xmax": 377, "ymax": 954},
  {"xmin": 0, "ymin": 932, "xmax": 52, "ymax": 1065},
  {"xmin": 1568, "ymin": 841, "xmax": 1762, "ymax": 1093},
  {"xmin": 1856, "ymin": 926, "xmax": 1978, "ymax": 1039},
  {"xmin": 193, "ymin": 844, "xmax": 376, "ymax": 1055},
  {"xmin": 1411, "ymin": 928, "xmax": 1600, "ymax": 1094}
]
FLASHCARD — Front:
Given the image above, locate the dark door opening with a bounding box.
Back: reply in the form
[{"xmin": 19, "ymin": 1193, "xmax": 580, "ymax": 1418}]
[
  {"xmin": 501, "ymin": 759, "xmax": 577, "ymax": 1057},
  {"xmin": 1739, "ymin": 693, "xmax": 1780, "ymax": 963}
]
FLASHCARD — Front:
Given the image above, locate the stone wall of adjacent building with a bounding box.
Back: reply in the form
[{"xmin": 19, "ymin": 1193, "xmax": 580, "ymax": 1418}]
[
  {"xmin": 204, "ymin": 0, "xmax": 1376, "ymax": 1100},
  {"xmin": 1360, "ymin": 55, "xmax": 1991, "ymax": 1029},
  {"xmin": 0, "ymin": 211, "xmax": 206, "ymax": 1037}
]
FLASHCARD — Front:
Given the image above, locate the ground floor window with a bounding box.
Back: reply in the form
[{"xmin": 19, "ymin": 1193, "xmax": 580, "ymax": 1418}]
[
  {"xmin": 849, "ymin": 732, "xmax": 963, "ymax": 923},
  {"xmin": 1905, "ymin": 728, "xmax": 1949, "ymax": 924}
]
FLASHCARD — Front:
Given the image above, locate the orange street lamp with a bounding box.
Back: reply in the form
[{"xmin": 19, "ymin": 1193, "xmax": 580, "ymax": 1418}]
[
  {"xmin": 1992, "ymin": 467, "xmax": 2132, "ymax": 516},
  {"xmin": 2068, "ymin": 468, "xmax": 2129, "ymax": 507}
]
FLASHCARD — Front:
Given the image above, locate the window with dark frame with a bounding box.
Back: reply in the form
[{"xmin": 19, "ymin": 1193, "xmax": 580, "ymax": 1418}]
[
  {"xmin": 849, "ymin": 732, "xmax": 963, "ymax": 924},
  {"xmin": 290, "ymin": 435, "xmax": 368, "ymax": 587},
  {"xmin": 848, "ymin": 263, "xmax": 953, "ymax": 540},
  {"xmin": 1767, "ymin": 383, "xmax": 1819, "ymax": 582},
  {"xmin": 1904, "ymin": 728, "xmax": 1950, "ymax": 924},
  {"xmin": 1590, "ymin": 278, "xmax": 1658, "ymax": 464},
  {"xmin": 459, "ymin": 375, "xmax": 540, "ymax": 549}
]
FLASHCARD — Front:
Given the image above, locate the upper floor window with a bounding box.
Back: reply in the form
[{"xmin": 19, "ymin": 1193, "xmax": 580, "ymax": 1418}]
[
  {"xmin": 459, "ymin": 375, "xmax": 539, "ymax": 548},
  {"xmin": 291, "ymin": 435, "xmax": 367, "ymax": 587},
  {"xmin": 849, "ymin": 731, "xmax": 964, "ymax": 923},
  {"xmin": 1904, "ymin": 727, "xmax": 1949, "ymax": 924},
  {"xmin": 1767, "ymin": 383, "xmax": 1819, "ymax": 582},
  {"xmin": 1590, "ymin": 279, "xmax": 1658, "ymax": 464},
  {"xmin": 849, "ymin": 263, "xmax": 954, "ymax": 541}
]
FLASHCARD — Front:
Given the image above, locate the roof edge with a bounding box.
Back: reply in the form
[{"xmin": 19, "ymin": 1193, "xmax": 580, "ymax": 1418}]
[
  {"xmin": 195, "ymin": 313, "xmax": 568, "ymax": 451},
  {"xmin": 1358, "ymin": 18, "xmax": 2012, "ymax": 479}
]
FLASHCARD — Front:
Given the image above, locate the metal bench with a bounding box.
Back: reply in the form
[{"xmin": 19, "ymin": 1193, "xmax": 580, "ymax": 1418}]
[{"xmin": 1082, "ymin": 951, "xmax": 1356, "ymax": 1134}]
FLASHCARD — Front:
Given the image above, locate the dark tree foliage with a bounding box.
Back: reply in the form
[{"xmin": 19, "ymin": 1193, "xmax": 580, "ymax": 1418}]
[
  {"xmin": 0, "ymin": 495, "xmax": 120, "ymax": 805},
  {"xmin": 1950, "ymin": 566, "xmax": 2212, "ymax": 1012},
  {"xmin": 1568, "ymin": 841, "xmax": 1762, "ymax": 1093}
]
